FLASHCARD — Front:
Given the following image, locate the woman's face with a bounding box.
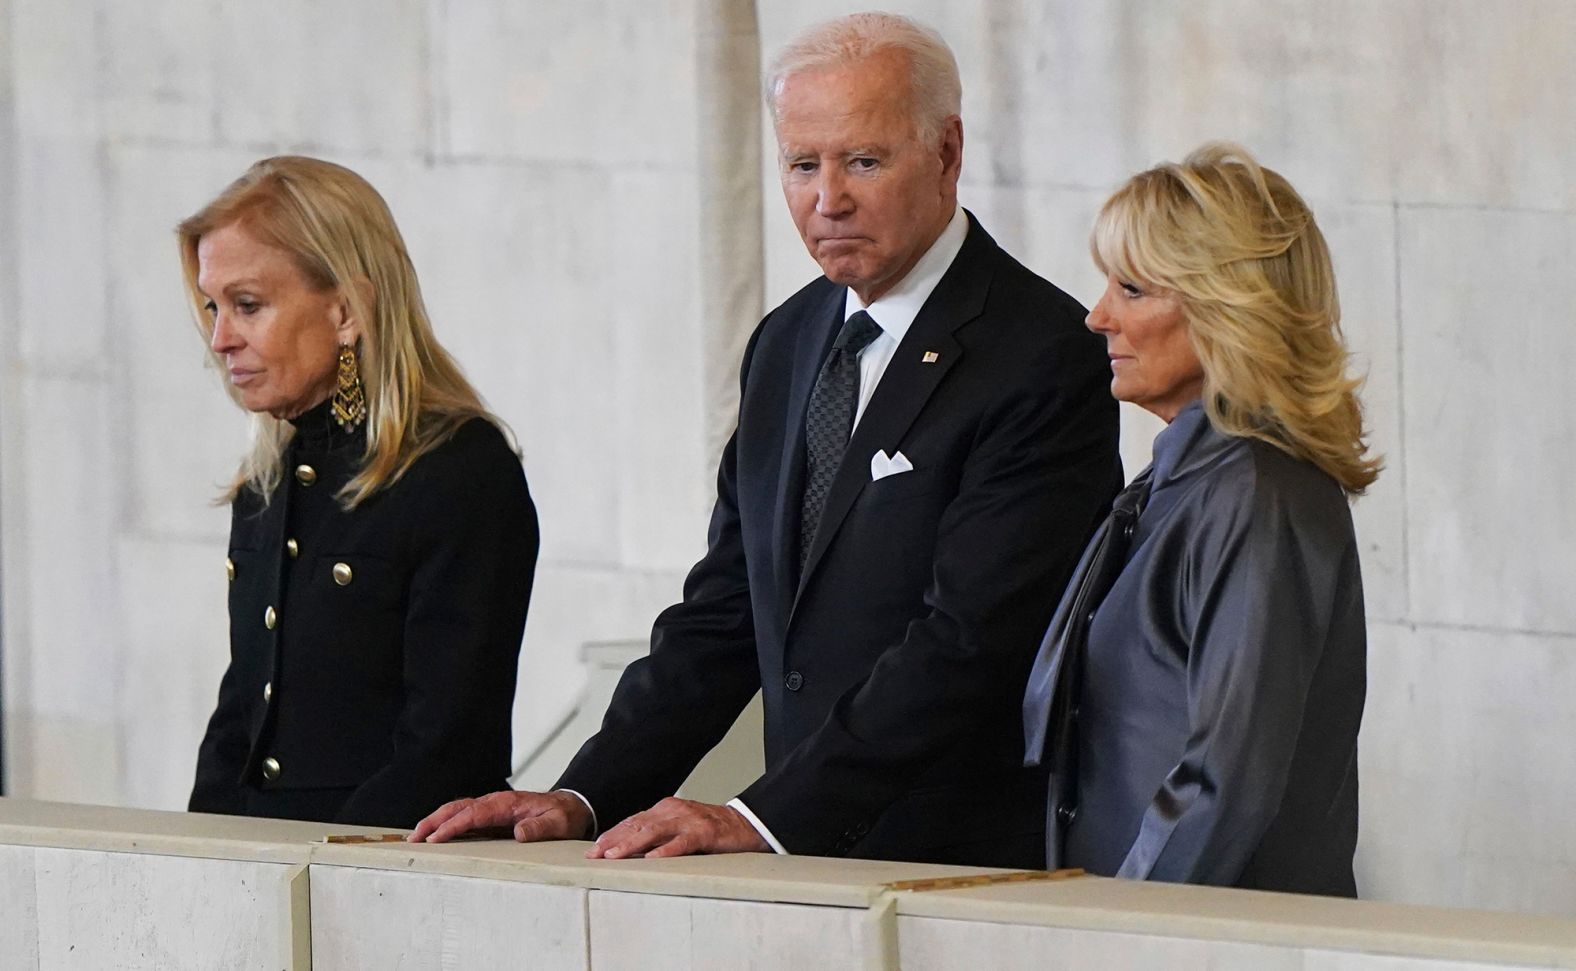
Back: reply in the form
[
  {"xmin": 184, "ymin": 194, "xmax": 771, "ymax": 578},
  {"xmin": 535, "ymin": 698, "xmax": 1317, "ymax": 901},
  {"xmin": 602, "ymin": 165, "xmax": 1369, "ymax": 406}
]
[
  {"xmin": 197, "ymin": 222, "xmax": 355, "ymax": 420},
  {"xmin": 1085, "ymin": 272, "xmax": 1204, "ymax": 423}
]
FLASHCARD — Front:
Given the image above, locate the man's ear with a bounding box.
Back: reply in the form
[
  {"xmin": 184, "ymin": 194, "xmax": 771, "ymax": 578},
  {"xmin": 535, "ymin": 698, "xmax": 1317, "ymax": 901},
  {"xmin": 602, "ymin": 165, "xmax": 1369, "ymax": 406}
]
[{"xmin": 939, "ymin": 115, "xmax": 964, "ymax": 186}]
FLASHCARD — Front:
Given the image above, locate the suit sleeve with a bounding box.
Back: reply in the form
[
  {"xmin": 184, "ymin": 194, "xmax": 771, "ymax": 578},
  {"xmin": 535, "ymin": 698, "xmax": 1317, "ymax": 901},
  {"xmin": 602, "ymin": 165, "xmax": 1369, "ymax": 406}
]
[
  {"xmin": 739, "ymin": 327, "xmax": 1122, "ymax": 854},
  {"xmin": 334, "ymin": 424, "xmax": 537, "ymax": 828},
  {"xmin": 552, "ymin": 323, "xmax": 768, "ymax": 831},
  {"xmin": 1114, "ymin": 468, "xmax": 1351, "ymax": 884}
]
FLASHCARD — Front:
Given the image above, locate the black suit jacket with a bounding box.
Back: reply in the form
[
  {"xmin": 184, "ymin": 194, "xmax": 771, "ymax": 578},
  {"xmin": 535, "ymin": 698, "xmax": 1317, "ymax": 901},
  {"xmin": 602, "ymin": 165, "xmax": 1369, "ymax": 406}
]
[
  {"xmin": 190, "ymin": 405, "xmax": 537, "ymax": 828},
  {"xmin": 557, "ymin": 214, "xmax": 1120, "ymax": 864}
]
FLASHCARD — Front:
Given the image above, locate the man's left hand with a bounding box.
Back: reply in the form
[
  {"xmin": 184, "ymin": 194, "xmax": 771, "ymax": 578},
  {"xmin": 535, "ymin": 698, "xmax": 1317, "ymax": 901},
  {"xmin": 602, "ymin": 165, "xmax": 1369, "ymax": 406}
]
[{"xmin": 588, "ymin": 797, "xmax": 770, "ymax": 859}]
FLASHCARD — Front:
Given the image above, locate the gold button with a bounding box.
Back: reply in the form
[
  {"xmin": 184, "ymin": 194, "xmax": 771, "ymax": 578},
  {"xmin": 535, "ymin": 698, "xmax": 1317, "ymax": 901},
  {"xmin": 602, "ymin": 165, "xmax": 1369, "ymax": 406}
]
[
  {"xmin": 295, "ymin": 464, "xmax": 317, "ymax": 486},
  {"xmin": 262, "ymin": 682, "xmax": 272, "ymax": 703},
  {"xmin": 286, "ymin": 538, "xmax": 299, "ymax": 558},
  {"xmin": 225, "ymin": 557, "xmax": 235, "ymax": 581},
  {"xmin": 261, "ymin": 757, "xmax": 281, "ymax": 781},
  {"xmin": 264, "ymin": 606, "xmax": 277, "ymax": 630},
  {"xmin": 332, "ymin": 562, "xmax": 353, "ymax": 586}
]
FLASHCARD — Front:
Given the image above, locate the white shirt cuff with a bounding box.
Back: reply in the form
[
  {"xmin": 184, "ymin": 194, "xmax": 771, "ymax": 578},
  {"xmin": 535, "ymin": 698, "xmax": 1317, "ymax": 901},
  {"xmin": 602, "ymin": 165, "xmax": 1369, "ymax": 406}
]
[
  {"xmin": 727, "ymin": 797, "xmax": 789, "ymax": 855},
  {"xmin": 554, "ymin": 789, "xmax": 598, "ymax": 838}
]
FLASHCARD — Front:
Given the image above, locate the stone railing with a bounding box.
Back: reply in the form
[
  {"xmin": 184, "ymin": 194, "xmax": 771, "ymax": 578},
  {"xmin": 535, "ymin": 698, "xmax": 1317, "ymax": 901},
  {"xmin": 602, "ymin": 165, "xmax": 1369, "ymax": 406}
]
[{"xmin": 3, "ymin": 797, "xmax": 1574, "ymax": 969}]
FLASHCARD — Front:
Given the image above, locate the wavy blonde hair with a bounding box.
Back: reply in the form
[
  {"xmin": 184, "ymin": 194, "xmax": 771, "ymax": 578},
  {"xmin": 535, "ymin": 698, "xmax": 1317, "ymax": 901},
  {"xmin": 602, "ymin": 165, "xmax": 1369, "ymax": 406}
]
[
  {"xmin": 1092, "ymin": 142, "xmax": 1380, "ymax": 495},
  {"xmin": 179, "ymin": 156, "xmax": 506, "ymax": 508}
]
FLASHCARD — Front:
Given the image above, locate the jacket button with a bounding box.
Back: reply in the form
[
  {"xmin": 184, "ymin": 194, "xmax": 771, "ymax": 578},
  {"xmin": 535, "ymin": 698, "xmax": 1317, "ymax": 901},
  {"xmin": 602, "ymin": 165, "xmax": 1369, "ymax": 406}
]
[
  {"xmin": 262, "ymin": 681, "xmax": 272, "ymax": 703},
  {"xmin": 286, "ymin": 538, "xmax": 299, "ymax": 558},
  {"xmin": 261, "ymin": 757, "xmax": 281, "ymax": 782},
  {"xmin": 1056, "ymin": 805, "xmax": 1078, "ymax": 826},
  {"xmin": 295, "ymin": 464, "xmax": 317, "ymax": 486},
  {"xmin": 225, "ymin": 557, "xmax": 235, "ymax": 581},
  {"xmin": 332, "ymin": 562, "xmax": 353, "ymax": 586},
  {"xmin": 784, "ymin": 671, "xmax": 804, "ymax": 692},
  {"xmin": 264, "ymin": 606, "xmax": 277, "ymax": 630}
]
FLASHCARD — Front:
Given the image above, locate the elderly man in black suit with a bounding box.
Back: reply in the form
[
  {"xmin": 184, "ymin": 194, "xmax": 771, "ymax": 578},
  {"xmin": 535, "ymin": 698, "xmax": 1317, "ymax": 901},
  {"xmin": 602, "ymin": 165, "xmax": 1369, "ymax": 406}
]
[{"xmin": 412, "ymin": 11, "xmax": 1120, "ymax": 867}]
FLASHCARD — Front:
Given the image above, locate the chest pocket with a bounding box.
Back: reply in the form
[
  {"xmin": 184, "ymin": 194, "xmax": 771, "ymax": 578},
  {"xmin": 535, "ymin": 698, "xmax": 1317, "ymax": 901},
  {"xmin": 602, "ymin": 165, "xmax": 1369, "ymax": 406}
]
[
  {"xmin": 310, "ymin": 553, "xmax": 403, "ymax": 612},
  {"xmin": 859, "ymin": 466, "xmax": 949, "ymax": 504},
  {"xmin": 303, "ymin": 552, "xmax": 407, "ymax": 671}
]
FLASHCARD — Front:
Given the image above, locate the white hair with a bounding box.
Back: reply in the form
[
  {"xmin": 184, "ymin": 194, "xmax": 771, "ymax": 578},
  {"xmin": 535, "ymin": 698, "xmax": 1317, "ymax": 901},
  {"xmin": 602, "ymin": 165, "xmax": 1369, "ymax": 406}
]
[{"xmin": 765, "ymin": 11, "xmax": 962, "ymax": 145}]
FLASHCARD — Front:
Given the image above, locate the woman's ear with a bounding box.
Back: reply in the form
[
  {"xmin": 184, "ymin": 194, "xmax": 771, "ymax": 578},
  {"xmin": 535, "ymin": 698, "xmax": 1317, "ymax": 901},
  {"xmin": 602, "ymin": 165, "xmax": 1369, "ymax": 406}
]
[{"xmin": 333, "ymin": 276, "xmax": 376, "ymax": 345}]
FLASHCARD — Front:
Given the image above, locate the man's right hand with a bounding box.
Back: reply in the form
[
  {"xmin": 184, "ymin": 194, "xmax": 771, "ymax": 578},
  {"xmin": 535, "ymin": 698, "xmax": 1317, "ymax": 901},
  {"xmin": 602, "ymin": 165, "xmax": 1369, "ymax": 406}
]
[{"xmin": 407, "ymin": 790, "xmax": 594, "ymax": 844}]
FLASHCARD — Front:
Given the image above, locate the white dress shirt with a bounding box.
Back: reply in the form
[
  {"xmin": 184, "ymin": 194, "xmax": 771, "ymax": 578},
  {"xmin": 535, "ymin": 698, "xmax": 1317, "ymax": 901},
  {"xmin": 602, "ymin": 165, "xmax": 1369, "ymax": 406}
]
[{"xmin": 564, "ymin": 207, "xmax": 971, "ymax": 854}]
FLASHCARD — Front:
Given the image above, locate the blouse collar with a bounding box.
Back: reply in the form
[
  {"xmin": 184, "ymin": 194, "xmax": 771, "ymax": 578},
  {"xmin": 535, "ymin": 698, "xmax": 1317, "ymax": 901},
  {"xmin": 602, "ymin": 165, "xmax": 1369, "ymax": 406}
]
[{"xmin": 1148, "ymin": 399, "xmax": 1238, "ymax": 491}]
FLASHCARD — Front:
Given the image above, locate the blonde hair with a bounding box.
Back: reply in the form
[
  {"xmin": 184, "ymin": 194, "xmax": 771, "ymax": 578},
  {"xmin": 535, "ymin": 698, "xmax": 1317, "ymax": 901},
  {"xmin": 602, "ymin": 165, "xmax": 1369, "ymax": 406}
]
[
  {"xmin": 1092, "ymin": 142, "xmax": 1381, "ymax": 495},
  {"xmin": 765, "ymin": 12, "xmax": 961, "ymax": 145},
  {"xmin": 179, "ymin": 156, "xmax": 506, "ymax": 508}
]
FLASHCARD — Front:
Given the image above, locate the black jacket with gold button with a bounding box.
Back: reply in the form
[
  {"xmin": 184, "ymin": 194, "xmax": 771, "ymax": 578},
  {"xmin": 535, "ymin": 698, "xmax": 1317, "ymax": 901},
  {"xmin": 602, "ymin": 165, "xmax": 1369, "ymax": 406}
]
[{"xmin": 189, "ymin": 401, "xmax": 537, "ymax": 828}]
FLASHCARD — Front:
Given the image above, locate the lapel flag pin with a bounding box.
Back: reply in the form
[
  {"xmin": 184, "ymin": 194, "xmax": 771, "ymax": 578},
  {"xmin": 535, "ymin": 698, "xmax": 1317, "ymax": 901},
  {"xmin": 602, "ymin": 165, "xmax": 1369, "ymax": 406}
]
[{"xmin": 922, "ymin": 351, "xmax": 940, "ymax": 363}]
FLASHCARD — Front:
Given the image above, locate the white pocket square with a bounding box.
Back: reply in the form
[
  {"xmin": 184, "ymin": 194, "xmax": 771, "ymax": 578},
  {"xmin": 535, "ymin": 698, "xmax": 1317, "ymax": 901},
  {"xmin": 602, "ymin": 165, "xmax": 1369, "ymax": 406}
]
[{"xmin": 870, "ymin": 449, "xmax": 914, "ymax": 481}]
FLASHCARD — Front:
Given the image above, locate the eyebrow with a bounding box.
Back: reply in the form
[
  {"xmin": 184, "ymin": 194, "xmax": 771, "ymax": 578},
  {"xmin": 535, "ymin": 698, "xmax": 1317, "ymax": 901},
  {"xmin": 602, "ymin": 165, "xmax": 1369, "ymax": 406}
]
[
  {"xmin": 779, "ymin": 145, "xmax": 890, "ymax": 161},
  {"xmin": 199, "ymin": 278, "xmax": 265, "ymax": 296}
]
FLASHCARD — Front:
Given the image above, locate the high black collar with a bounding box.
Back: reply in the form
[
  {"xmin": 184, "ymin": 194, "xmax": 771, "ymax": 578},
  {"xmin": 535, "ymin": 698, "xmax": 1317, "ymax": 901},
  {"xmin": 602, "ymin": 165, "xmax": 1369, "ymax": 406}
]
[{"xmin": 287, "ymin": 397, "xmax": 365, "ymax": 454}]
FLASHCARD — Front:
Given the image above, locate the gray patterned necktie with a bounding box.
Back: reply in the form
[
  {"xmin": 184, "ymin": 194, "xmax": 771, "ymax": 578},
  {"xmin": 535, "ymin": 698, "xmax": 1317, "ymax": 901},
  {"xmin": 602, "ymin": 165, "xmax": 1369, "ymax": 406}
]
[{"xmin": 799, "ymin": 310, "xmax": 884, "ymax": 572}]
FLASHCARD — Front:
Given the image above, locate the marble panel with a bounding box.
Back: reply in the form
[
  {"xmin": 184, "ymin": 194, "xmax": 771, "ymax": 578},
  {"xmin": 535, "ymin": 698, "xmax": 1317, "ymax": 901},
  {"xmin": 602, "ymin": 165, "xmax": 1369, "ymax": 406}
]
[
  {"xmin": 898, "ymin": 916, "xmax": 1302, "ymax": 971},
  {"xmin": 15, "ymin": 139, "xmax": 109, "ymax": 369},
  {"xmin": 1398, "ymin": 207, "xmax": 1576, "ymax": 634},
  {"xmin": 1357, "ymin": 622, "xmax": 1576, "ymax": 916},
  {"xmin": 15, "ymin": 375, "xmax": 120, "ymax": 717},
  {"xmin": 0, "ymin": 845, "xmax": 41, "ymax": 965},
  {"xmin": 949, "ymin": 1, "xmax": 1147, "ymax": 196},
  {"xmin": 213, "ymin": 0, "xmax": 430, "ymax": 156},
  {"xmin": 99, "ymin": 0, "xmax": 217, "ymax": 145},
  {"xmin": 509, "ymin": 564, "xmax": 687, "ymax": 778},
  {"xmin": 103, "ymin": 143, "xmax": 258, "ymax": 540},
  {"xmin": 440, "ymin": 0, "xmax": 697, "ymax": 166},
  {"xmin": 31, "ymin": 846, "xmax": 295, "ymax": 968},
  {"xmin": 1304, "ymin": 954, "xmax": 1525, "ymax": 971},
  {"xmin": 589, "ymin": 889, "xmax": 866, "ymax": 970},
  {"xmin": 396, "ymin": 159, "xmax": 621, "ymax": 568},
  {"xmin": 8, "ymin": 373, "xmax": 121, "ymax": 803},
  {"xmin": 1030, "ymin": 1, "xmax": 1431, "ymax": 201},
  {"xmin": 19, "ymin": 715, "xmax": 123, "ymax": 807},
  {"xmin": 608, "ymin": 170, "xmax": 711, "ymax": 573},
  {"xmin": 114, "ymin": 536, "xmax": 232, "ymax": 811},
  {"xmin": 10, "ymin": 0, "xmax": 99, "ymax": 140},
  {"xmin": 1386, "ymin": 0, "xmax": 1576, "ymax": 211},
  {"xmin": 311, "ymin": 866, "xmax": 588, "ymax": 970},
  {"xmin": 1318, "ymin": 203, "xmax": 1405, "ymax": 622}
]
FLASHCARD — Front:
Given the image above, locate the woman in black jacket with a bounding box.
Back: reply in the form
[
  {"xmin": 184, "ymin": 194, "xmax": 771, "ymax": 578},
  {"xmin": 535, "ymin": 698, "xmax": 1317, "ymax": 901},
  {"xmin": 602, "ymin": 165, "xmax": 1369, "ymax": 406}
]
[{"xmin": 181, "ymin": 156, "xmax": 537, "ymax": 828}]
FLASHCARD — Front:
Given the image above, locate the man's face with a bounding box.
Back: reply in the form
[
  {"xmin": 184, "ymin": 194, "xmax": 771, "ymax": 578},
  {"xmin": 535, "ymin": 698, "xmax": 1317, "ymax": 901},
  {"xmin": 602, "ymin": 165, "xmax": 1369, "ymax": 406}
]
[{"xmin": 774, "ymin": 49, "xmax": 962, "ymax": 305}]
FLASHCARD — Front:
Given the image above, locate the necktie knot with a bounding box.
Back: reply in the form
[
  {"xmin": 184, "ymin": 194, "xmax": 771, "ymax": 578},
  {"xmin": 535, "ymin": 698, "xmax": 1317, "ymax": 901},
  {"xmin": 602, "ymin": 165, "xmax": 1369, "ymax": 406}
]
[{"xmin": 836, "ymin": 311, "xmax": 883, "ymax": 356}]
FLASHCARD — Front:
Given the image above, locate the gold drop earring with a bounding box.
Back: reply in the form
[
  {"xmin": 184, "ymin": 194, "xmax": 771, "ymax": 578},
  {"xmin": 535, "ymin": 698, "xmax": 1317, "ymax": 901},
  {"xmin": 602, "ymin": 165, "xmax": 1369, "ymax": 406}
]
[{"xmin": 331, "ymin": 342, "xmax": 367, "ymax": 431}]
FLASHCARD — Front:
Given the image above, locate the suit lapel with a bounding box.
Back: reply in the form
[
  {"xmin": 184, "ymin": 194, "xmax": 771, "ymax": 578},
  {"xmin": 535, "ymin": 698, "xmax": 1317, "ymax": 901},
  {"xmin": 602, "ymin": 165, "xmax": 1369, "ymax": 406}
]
[
  {"xmin": 794, "ymin": 214, "xmax": 998, "ymax": 601},
  {"xmin": 770, "ymin": 285, "xmax": 845, "ymax": 615}
]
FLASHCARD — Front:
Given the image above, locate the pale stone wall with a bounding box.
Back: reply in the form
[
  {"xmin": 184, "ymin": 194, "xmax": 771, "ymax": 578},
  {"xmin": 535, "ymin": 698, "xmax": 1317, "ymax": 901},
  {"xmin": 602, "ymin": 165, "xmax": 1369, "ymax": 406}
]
[
  {"xmin": 3, "ymin": 0, "xmax": 1575, "ymax": 920},
  {"xmin": 0, "ymin": 1, "xmax": 744, "ymax": 810}
]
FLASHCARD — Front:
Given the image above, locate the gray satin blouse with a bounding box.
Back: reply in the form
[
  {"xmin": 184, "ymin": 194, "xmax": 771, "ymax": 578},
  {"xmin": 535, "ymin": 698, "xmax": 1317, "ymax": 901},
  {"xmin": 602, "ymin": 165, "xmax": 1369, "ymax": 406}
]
[{"xmin": 1066, "ymin": 401, "xmax": 1366, "ymax": 895}]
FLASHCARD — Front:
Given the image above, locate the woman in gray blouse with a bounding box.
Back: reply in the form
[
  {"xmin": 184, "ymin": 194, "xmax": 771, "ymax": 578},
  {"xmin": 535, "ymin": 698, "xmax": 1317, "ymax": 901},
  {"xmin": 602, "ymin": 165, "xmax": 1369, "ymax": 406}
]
[{"xmin": 1023, "ymin": 143, "xmax": 1381, "ymax": 895}]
